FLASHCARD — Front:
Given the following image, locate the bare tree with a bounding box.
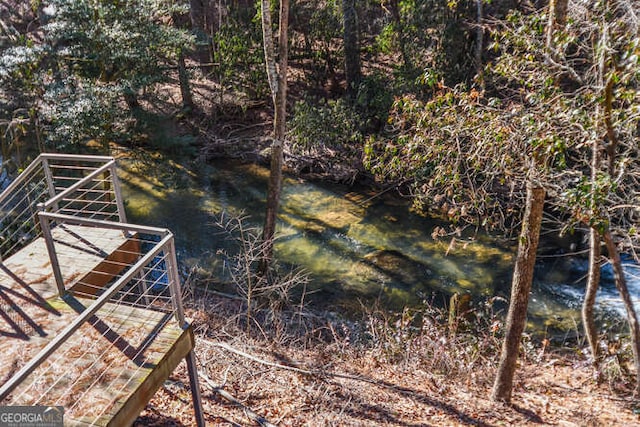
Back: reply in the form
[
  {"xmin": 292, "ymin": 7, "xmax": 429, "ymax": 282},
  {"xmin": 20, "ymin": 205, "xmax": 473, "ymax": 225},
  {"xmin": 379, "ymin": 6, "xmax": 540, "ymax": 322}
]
[
  {"xmin": 260, "ymin": 0, "xmax": 290, "ymax": 269},
  {"xmin": 490, "ymin": 0, "xmax": 571, "ymax": 400},
  {"xmin": 604, "ymin": 231, "xmax": 640, "ymax": 392},
  {"xmin": 580, "ymin": 1, "xmax": 640, "ymax": 386},
  {"xmin": 583, "ymin": 229, "xmax": 603, "ymax": 366}
]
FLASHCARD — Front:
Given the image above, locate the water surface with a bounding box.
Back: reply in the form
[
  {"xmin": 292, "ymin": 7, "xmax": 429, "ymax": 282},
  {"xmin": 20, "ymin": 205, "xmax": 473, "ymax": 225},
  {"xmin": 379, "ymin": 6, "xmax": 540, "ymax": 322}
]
[{"xmin": 116, "ymin": 150, "xmax": 640, "ymax": 332}]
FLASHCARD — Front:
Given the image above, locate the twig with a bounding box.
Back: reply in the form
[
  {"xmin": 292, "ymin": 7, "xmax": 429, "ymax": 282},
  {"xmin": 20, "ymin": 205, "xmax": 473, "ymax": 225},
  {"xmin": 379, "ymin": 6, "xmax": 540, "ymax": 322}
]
[
  {"xmin": 360, "ymin": 179, "xmax": 411, "ymax": 205},
  {"xmin": 201, "ymin": 340, "xmax": 492, "ymax": 417},
  {"xmin": 198, "ymin": 371, "xmax": 277, "ymax": 427},
  {"xmin": 202, "ymin": 340, "xmax": 314, "ymax": 375},
  {"xmin": 201, "ymin": 339, "xmax": 380, "ymax": 385}
]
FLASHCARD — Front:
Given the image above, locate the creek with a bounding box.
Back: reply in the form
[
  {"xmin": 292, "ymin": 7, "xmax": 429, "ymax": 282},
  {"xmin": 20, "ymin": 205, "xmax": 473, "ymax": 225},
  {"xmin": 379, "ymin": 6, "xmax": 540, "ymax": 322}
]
[{"xmin": 101, "ymin": 150, "xmax": 639, "ymax": 333}]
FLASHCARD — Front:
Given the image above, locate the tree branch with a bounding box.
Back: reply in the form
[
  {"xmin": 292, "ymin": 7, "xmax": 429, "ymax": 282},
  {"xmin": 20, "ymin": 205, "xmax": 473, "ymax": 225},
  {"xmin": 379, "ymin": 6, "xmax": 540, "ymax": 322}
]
[{"xmin": 199, "ymin": 370, "xmax": 277, "ymax": 427}]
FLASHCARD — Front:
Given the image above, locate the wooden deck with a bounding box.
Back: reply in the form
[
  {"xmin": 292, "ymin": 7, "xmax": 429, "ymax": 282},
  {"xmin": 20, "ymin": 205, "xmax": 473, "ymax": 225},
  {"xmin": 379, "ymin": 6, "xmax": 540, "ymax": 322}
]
[{"xmin": 0, "ymin": 224, "xmax": 194, "ymax": 425}]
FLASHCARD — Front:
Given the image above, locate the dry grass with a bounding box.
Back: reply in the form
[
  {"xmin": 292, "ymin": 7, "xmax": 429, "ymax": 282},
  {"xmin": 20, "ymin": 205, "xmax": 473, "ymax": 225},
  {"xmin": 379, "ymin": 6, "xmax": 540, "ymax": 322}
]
[{"xmin": 136, "ymin": 286, "xmax": 640, "ymax": 426}]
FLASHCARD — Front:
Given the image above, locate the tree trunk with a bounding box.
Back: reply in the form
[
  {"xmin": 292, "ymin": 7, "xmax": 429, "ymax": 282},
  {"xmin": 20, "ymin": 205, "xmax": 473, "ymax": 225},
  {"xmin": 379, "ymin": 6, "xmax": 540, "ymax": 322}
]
[
  {"xmin": 190, "ymin": 0, "xmax": 206, "ymax": 30},
  {"xmin": 178, "ymin": 51, "xmax": 194, "ymax": 110},
  {"xmin": 261, "ymin": 0, "xmax": 289, "ymax": 268},
  {"xmin": 491, "ymin": 182, "xmax": 545, "ymax": 403},
  {"xmin": 342, "ymin": 0, "xmax": 361, "ymax": 96},
  {"xmin": 190, "ymin": 0, "xmax": 212, "ymax": 65},
  {"xmin": 123, "ymin": 90, "xmax": 140, "ymax": 111},
  {"xmin": 583, "ymin": 101, "xmax": 603, "ymax": 367},
  {"xmin": 474, "ymin": 0, "xmax": 483, "ymax": 85},
  {"xmin": 387, "ymin": 0, "xmax": 411, "ymax": 70},
  {"xmin": 603, "ymin": 230, "xmax": 640, "ymax": 394},
  {"xmin": 583, "ymin": 227, "xmax": 602, "ymax": 366},
  {"xmin": 260, "ymin": 0, "xmax": 278, "ymax": 101},
  {"xmin": 545, "ymin": 0, "xmax": 568, "ymax": 50}
]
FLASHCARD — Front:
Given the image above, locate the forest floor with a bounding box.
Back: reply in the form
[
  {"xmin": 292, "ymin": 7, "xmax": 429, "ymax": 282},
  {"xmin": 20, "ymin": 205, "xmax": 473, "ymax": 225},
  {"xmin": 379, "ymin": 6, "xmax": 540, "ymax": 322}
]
[{"xmin": 134, "ymin": 291, "xmax": 640, "ymax": 427}]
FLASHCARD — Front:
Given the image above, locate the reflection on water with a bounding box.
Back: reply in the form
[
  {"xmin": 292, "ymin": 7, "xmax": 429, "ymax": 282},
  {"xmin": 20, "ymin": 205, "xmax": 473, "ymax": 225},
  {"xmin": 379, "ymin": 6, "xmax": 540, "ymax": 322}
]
[{"xmin": 116, "ymin": 152, "xmax": 640, "ymax": 331}]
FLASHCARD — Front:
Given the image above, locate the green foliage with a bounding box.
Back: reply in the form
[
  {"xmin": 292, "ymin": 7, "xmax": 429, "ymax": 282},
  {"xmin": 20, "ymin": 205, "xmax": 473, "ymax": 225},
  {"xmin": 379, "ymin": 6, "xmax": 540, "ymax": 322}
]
[
  {"xmin": 365, "ymin": 86, "xmax": 541, "ymax": 230},
  {"xmin": 370, "ymin": 0, "xmax": 477, "ymax": 86},
  {"xmin": 40, "ymin": 77, "xmax": 127, "ymax": 148},
  {"xmin": 0, "ymin": 45, "xmax": 44, "ymax": 87},
  {"xmin": 353, "ymin": 74, "xmax": 394, "ymax": 130},
  {"xmin": 46, "ymin": 0, "xmax": 191, "ymax": 85},
  {"xmin": 366, "ymin": 2, "xmax": 639, "ymax": 244},
  {"xmin": 364, "ymin": 80, "xmax": 578, "ymax": 229},
  {"xmin": 289, "ymin": 74, "xmax": 393, "ymax": 158},
  {"xmin": 289, "ymin": 98, "xmax": 363, "ymax": 154},
  {"xmin": 487, "ymin": 5, "xmax": 639, "ymax": 246},
  {"xmin": 0, "ymin": 21, "xmax": 46, "ymax": 155},
  {"xmin": 307, "ymin": 0, "xmax": 343, "ymax": 47},
  {"xmin": 288, "ymin": 0, "xmax": 344, "ymax": 91},
  {"xmin": 433, "ymin": 0, "xmax": 475, "ymax": 85},
  {"xmin": 562, "ymin": 173, "xmax": 614, "ymax": 232},
  {"xmin": 374, "ymin": 23, "xmax": 396, "ymax": 55},
  {"xmin": 211, "ymin": 18, "xmax": 267, "ymax": 99},
  {"xmin": 0, "ymin": 0, "xmax": 194, "ymax": 149}
]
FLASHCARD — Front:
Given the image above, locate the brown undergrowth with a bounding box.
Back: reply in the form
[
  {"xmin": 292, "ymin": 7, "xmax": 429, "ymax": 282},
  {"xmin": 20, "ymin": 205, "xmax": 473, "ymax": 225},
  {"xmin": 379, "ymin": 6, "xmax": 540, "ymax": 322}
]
[{"xmin": 135, "ymin": 278, "xmax": 640, "ymax": 426}]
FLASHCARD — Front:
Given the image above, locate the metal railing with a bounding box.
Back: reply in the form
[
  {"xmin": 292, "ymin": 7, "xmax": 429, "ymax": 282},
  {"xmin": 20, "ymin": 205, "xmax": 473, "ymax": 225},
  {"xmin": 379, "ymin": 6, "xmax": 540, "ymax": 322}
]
[
  {"xmin": 0, "ymin": 213, "xmax": 192, "ymax": 421},
  {"xmin": 0, "ymin": 153, "xmax": 204, "ymax": 425},
  {"xmin": 0, "ymin": 154, "xmax": 126, "ymax": 261}
]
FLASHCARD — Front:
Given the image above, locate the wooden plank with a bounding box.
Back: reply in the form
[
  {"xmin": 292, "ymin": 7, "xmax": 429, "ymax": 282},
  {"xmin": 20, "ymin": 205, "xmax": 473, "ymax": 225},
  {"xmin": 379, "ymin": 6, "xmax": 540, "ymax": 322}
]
[
  {"xmin": 69, "ymin": 236, "xmax": 141, "ymax": 297},
  {"xmin": 0, "ymin": 225, "xmax": 131, "ymax": 380},
  {"xmin": 0, "ymin": 224, "xmax": 129, "ymax": 300},
  {"xmin": 0, "ymin": 224, "xmax": 129, "ymax": 353},
  {"xmin": 2, "ymin": 296, "xmax": 190, "ymax": 426},
  {"xmin": 0, "ymin": 224, "xmax": 192, "ymax": 426},
  {"xmin": 107, "ymin": 327, "xmax": 194, "ymax": 427}
]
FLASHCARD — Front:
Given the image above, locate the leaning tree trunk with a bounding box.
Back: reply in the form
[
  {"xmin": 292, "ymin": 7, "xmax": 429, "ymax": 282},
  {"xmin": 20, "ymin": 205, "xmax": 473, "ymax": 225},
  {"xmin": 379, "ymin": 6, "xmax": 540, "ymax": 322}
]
[
  {"xmin": 491, "ymin": 182, "xmax": 545, "ymax": 403},
  {"xmin": 260, "ymin": 0, "xmax": 289, "ymax": 269},
  {"xmin": 603, "ymin": 230, "xmax": 640, "ymax": 394}
]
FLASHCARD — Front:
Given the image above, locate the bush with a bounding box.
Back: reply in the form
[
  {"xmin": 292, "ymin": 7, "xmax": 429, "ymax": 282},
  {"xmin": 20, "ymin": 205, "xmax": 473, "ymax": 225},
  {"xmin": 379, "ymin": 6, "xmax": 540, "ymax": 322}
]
[
  {"xmin": 40, "ymin": 78, "xmax": 130, "ymax": 148},
  {"xmin": 353, "ymin": 74, "xmax": 394, "ymax": 131},
  {"xmin": 289, "ymin": 98, "xmax": 363, "ymax": 155}
]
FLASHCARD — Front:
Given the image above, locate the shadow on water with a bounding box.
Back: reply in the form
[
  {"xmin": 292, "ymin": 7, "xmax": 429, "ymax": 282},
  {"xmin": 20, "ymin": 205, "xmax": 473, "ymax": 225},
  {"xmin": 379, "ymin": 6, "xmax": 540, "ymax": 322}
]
[{"xmin": 116, "ymin": 151, "xmax": 640, "ymax": 334}]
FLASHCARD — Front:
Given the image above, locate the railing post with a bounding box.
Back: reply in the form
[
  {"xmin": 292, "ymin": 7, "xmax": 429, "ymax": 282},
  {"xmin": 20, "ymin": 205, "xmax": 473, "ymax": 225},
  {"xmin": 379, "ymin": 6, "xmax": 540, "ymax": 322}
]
[
  {"xmin": 186, "ymin": 346, "xmax": 206, "ymax": 427},
  {"xmin": 166, "ymin": 236, "xmax": 187, "ymax": 327},
  {"xmin": 37, "ymin": 204, "xmax": 66, "ymax": 297},
  {"xmin": 165, "ymin": 236, "xmax": 204, "ymax": 425},
  {"xmin": 109, "ymin": 163, "xmax": 128, "ymax": 223},
  {"xmin": 41, "ymin": 158, "xmax": 59, "ymax": 212},
  {"xmin": 0, "ymin": 236, "xmax": 172, "ymax": 401}
]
